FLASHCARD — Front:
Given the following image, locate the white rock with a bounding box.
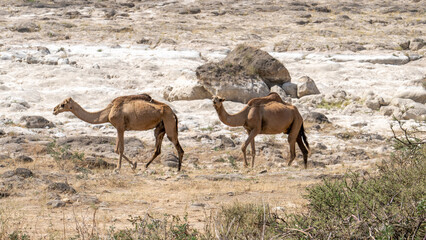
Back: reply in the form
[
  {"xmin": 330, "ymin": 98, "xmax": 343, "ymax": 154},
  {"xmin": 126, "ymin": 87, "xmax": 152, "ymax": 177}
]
[
  {"xmin": 394, "ymin": 87, "xmax": 426, "ymax": 104},
  {"xmin": 297, "ymin": 76, "xmax": 320, "ymax": 98}
]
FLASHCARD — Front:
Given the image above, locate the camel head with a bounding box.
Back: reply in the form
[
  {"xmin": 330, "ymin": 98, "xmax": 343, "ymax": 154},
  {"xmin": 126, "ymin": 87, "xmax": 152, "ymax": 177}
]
[
  {"xmin": 212, "ymin": 96, "xmax": 225, "ymax": 109},
  {"xmin": 53, "ymin": 97, "xmax": 74, "ymax": 115}
]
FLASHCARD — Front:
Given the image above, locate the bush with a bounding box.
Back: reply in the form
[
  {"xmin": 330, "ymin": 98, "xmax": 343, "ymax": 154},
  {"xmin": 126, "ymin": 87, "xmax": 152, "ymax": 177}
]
[{"xmin": 282, "ymin": 120, "xmax": 425, "ymax": 239}]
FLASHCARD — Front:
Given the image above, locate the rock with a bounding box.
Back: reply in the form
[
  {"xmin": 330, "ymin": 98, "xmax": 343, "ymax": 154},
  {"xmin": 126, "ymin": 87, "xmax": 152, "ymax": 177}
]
[
  {"xmin": 179, "ymin": 7, "xmax": 201, "ymax": 14},
  {"xmin": 223, "ymin": 45, "xmax": 291, "ymax": 88},
  {"xmin": 2, "ymin": 170, "xmax": 16, "ymax": 178},
  {"xmin": 0, "ymin": 154, "xmax": 9, "ymax": 160},
  {"xmin": 15, "ymin": 168, "xmax": 33, "ymax": 178},
  {"xmin": 303, "ymin": 112, "xmax": 330, "ymax": 123},
  {"xmin": 331, "ymin": 90, "xmax": 348, "ymax": 100},
  {"xmin": 104, "ymin": 8, "xmax": 116, "ymax": 18},
  {"xmin": 196, "ymin": 62, "xmax": 269, "ymax": 103},
  {"xmin": 403, "ymin": 108, "xmax": 426, "ymax": 121},
  {"xmin": 10, "ymin": 22, "xmax": 40, "ymax": 32},
  {"xmin": 70, "ymin": 194, "xmax": 100, "ymax": 205},
  {"xmin": 162, "ymin": 154, "xmax": 179, "ymax": 168},
  {"xmin": 410, "ymin": 38, "xmax": 424, "ymax": 51},
  {"xmin": 316, "ymin": 143, "xmax": 327, "ymax": 150},
  {"xmin": 84, "ymin": 157, "xmax": 116, "ymax": 169},
  {"xmin": 218, "ymin": 135, "xmax": 235, "ymax": 149},
  {"xmin": 37, "ymin": 46, "xmax": 50, "ymax": 55},
  {"xmin": 196, "ymin": 45, "xmax": 292, "ymax": 102},
  {"xmin": 65, "ymin": 11, "xmax": 81, "ymax": 19},
  {"xmin": 47, "ymin": 200, "xmax": 66, "ymax": 208},
  {"xmin": 270, "ymin": 85, "xmax": 288, "ymax": 100},
  {"xmin": 282, "ymin": 82, "xmax": 298, "ymax": 98},
  {"xmin": 390, "ymin": 98, "xmax": 426, "ymax": 121},
  {"xmin": 364, "ymin": 98, "xmax": 381, "ymax": 110},
  {"xmin": 399, "ymin": 40, "xmax": 410, "ymax": 50},
  {"xmin": 26, "ymin": 54, "xmax": 42, "ymax": 64},
  {"xmin": 120, "ymin": 2, "xmax": 135, "ymax": 8},
  {"xmin": 47, "ymin": 182, "xmax": 76, "ymax": 194},
  {"xmin": 314, "ymin": 6, "xmax": 331, "ymax": 12},
  {"xmin": 20, "ymin": 116, "xmax": 55, "ymax": 128},
  {"xmin": 163, "ymin": 82, "xmax": 212, "ymax": 101},
  {"xmin": 15, "ymin": 155, "xmax": 34, "ymax": 163},
  {"xmin": 191, "ymin": 202, "xmax": 206, "ymax": 208},
  {"xmin": 297, "ymin": 76, "xmax": 320, "ymax": 98},
  {"xmin": 0, "ymin": 129, "xmax": 5, "ymax": 136},
  {"xmin": 195, "ymin": 174, "xmax": 244, "ymax": 181},
  {"xmin": 380, "ymin": 106, "xmax": 399, "ymax": 116},
  {"xmin": 394, "ymin": 87, "xmax": 426, "ymax": 104},
  {"xmin": 0, "ymin": 191, "xmax": 10, "ymax": 198}
]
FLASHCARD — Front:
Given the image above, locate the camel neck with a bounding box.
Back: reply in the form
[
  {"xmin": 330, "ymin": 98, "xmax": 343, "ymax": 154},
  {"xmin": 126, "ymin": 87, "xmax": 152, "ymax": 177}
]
[
  {"xmin": 70, "ymin": 102, "xmax": 111, "ymax": 124},
  {"xmin": 214, "ymin": 103, "xmax": 248, "ymax": 127}
]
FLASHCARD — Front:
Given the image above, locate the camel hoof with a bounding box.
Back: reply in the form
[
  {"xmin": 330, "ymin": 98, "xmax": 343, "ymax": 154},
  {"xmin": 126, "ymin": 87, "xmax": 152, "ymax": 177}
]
[
  {"xmin": 113, "ymin": 168, "xmax": 121, "ymax": 174},
  {"xmin": 132, "ymin": 162, "xmax": 138, "ymax": 170}
]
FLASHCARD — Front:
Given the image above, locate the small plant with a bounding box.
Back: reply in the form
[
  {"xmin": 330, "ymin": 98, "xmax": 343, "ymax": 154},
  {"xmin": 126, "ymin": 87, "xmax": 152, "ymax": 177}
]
[
  {"xmin": 228, "ymin": 155, "xmax": 237, "ymax": 168},
  {"xmin": 47, "ymin": 140, "xmax": 84, "ymax": 170},
  {"xmin": 317, "ymin": 99, "xmax": 350, "ymax": 110},
  {"xmin": 8, "ymin": 231, "xmax": 30, "ymax": 240},
  {"xmin": 200, "ymin": 126, "xmax": 214, "ymax": 132},
  {"xmin": 108, "ymin": 214, "xmax": 200, "ymax": 239}
]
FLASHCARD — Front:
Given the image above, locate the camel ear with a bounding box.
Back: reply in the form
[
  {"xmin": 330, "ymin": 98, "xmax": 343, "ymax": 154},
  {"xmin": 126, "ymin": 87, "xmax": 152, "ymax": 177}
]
[{"xmin": 219, "ymin": 97, "xmax": 225, "ymax": 102}]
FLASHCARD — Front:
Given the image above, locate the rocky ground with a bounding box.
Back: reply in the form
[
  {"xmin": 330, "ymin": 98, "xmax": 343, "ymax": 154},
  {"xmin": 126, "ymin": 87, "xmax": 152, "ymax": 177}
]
[{"xmin": 0, "ymin": 0, "xmax": 425, "ymax": 238}]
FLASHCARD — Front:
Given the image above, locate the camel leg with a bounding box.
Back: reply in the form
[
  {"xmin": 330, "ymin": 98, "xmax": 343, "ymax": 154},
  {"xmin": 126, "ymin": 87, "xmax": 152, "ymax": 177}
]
[
  {"xmin": 115, "ymin": 129, "xmax": 125, "ymax": 171},
  {"xmin": 170, "ymin": 139, "xmax": 184, "ymax": 171},
  {"xmin": 242, "ymin": 129, "xmax": 259, "ymax": 167},
  {"xmin": 296, "ymin": 135, "xmax": 309, "ymax": 169},
  {"xmin": 122, "ymin": 154, "xmax": 137, "ymax": 170},
  {"xmin": 250, "ymin": 138, "xmax": 256, "ymax": 167},
  {"xmin": 145, "ymin": 124, "xmax": 166, "ymax": 169},
  {"xmin": 287, "ymin": 135, "xmax": 297, "ymax": 167},
  {"xmin": 163, "ymin": 114, "xmax": 185, "ymax": 171},
  {"xmin": 115, "ymin": 129, "xmax": 137, "ymax": 171}
]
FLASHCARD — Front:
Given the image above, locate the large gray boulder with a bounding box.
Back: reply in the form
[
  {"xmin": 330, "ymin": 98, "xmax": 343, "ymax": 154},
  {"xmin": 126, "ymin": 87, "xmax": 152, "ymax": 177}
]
[
  {"xmin": 196, "ymin": 62, "xmax": 269, "ymax": 103},
  {"xmin": 223, "ymin": 45, "xmax": 291, "ymax": 88},
  {"xmin": 196, "ymin": 45, "xmax": 291, "ymax": 103}
]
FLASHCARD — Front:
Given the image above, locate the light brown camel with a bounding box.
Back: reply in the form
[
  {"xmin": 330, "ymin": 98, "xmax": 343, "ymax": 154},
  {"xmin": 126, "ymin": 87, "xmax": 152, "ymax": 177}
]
[
  {"xmin": 212, "ymin": 95, "xmax": 309, "ymax": 168},
  {"xmin": 53, "ymin": 94, "xmax": 184, "ymax": 172}
]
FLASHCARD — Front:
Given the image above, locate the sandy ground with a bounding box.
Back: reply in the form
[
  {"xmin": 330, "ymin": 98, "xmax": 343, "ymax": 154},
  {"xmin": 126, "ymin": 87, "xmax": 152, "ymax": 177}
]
[{"xmin": 0, "ymin": 0, "xmax": 425, "ymax": 238}]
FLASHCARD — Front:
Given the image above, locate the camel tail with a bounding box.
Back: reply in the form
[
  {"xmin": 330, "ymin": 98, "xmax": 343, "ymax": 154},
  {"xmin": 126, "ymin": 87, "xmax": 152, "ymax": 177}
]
[
  {"xmin": 173, "ymin": 112, "xmax": 179, "ymax": 133},
  {"xmin": 299, "ymin": 123, "xmax": 310, "ymax": 152}
]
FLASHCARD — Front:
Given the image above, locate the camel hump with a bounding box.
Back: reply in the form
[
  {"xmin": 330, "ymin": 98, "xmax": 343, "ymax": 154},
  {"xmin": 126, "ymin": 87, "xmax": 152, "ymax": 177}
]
[
  {"xmin": 112, "ymin": 94, "xmax": 155, "ymax": 105},
  {"xmin": 137, "ymin": 93, "xmax": 153, "ymax": 102},
  {"xmin": 247, "ymin": 92, "xmax": 286, "ymax": 106}
]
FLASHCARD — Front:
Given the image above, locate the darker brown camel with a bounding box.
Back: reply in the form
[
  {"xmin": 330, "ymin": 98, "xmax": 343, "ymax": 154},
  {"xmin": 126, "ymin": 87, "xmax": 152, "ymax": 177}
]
[
  {"xmin": 212, "ymin": 93, "xmax": 310, "ymax": 168},
  {"xmin": 53, "ymin": 94, "xmax": 184, "ymax": 172}
]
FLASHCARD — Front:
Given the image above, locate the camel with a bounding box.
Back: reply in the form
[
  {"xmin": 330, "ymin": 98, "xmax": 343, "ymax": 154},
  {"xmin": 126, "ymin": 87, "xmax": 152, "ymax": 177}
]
[
  {"xmin": 212, "ymin": 95, "xmax": 309, "ymax": 168},
  {"xmin": 53, "ymin": 94, "xmax": 184, "ymax": 172},
  {"xmin": 247, "ymin": 92, "xmax": 288, "ymax": 106}
]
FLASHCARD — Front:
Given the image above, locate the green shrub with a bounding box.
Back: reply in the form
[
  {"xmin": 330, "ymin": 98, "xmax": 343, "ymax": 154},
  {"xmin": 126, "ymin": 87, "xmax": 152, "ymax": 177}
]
[
  {"xmin": 282, "ymin": 121, "xmax": 425, "ymax": 239},
  {"xmin": 47, "ymin": 140, "xmax": 85, "ymax": 170},
  {"xmin": 109, "ymin": 214, "xmax": 200, "ymax": 240}
]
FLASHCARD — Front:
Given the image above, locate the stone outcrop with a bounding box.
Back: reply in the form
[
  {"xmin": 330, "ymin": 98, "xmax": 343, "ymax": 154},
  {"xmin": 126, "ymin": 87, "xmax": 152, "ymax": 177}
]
[{"xmin": 196, "ymin": 45, "xmax": 291, "ymax": 103}]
